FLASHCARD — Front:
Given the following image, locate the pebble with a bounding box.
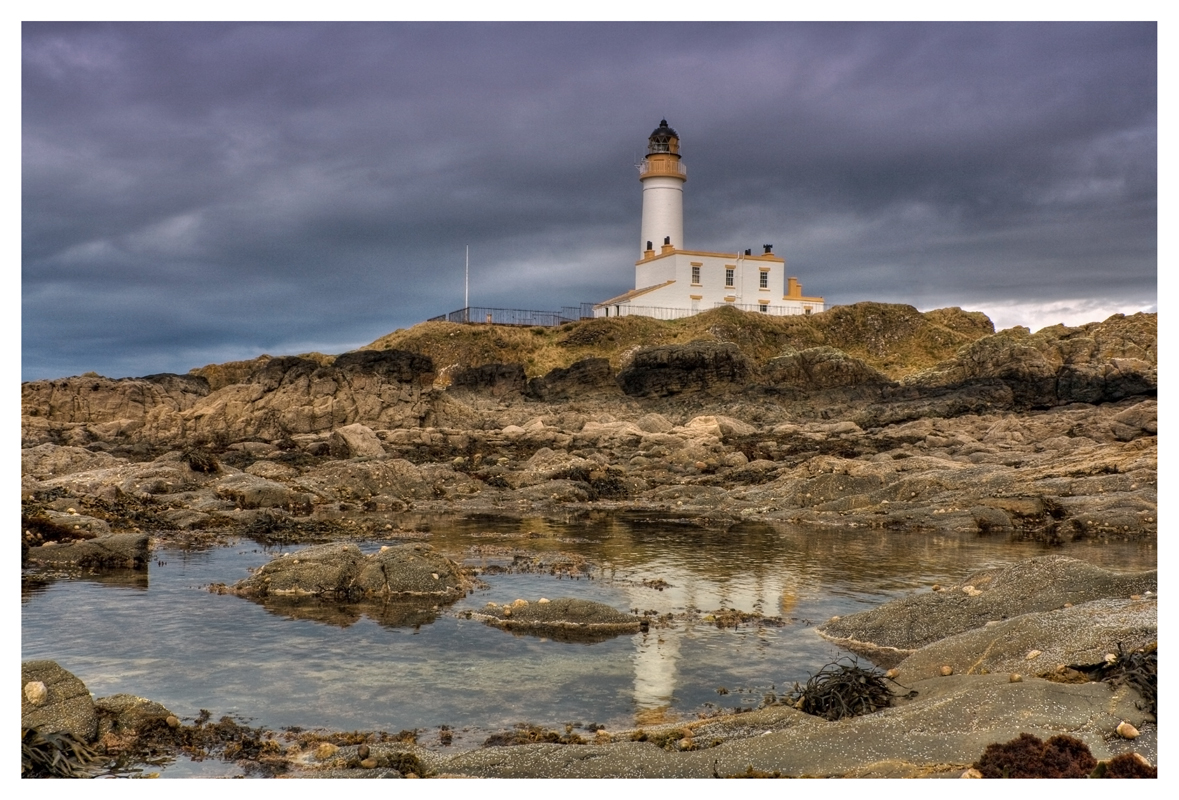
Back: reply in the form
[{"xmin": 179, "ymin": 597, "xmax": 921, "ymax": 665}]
[
  {"xmin": 1104, "ymin": 653, "xmax": 1118, "ymax": 663},
  {"xmin": 1025, "ymin": 649, "xmax": 1042, "ymax": 660},
  {"xmin": 961, "ymin": 768, "xmax": 983, "ymax": 778},
  {"xmin": 511, "ymin": 598, "xmax": 528, "ymax": 608},
  {"xmin": 940, "ymin": 665, "xmax": 954, "ymax": 676},
  {"xmin": 884, "ymin": 668, "xmax": 899, "ymax": 680},
  {"xmin": 538, "ymin": 598, "xmax": 550, "ymax": 604},
  {"xmin": 930, "ymin": 584, "xmax": 941, "ymax": 592},
  {"xmin": 431, "ymin": 573, "xmax": 439, "ymax": 580},
  {"xmin": 24, "ymin": 681, "xmax": 47, "ymax": 704},
  {"xmin": 1009, "ymin": 673, "xmax": 1023, "ymax": 683},
  {"xmin": 66, "ymin": 508, "xmax": 77, "ymax": 514},
  {"xmin": 166, "ymin": 715, "xmax": 180, "ymax": 728},
  {"xmin": 360, "ymin": 758, "xmax": 378, "ymax": 769},
  {"xmin": 962, "ymin": 585, "xmax": 982, "ymax": 597},
  {"xmin": 358, "ymin": 744, "xmax": 370, "ymax": 759},
  {"xmin": 1132, "ymin": 753, "xmax": 1151, "ymax": 767},
  {"xmin": 315, "ymin": 743, "xmax": 338, "ymax": 760},
  {"xmin": 1116, "ymin": 721, "xmax": 1140, "ymax": 739}
]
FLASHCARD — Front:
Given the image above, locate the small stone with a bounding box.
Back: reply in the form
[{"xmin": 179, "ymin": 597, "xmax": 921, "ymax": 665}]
[
  {"xmin": 694, "ymin": 461, "xmax": 707, "ymax": 470},
  {"xmin": 1063, "ymin": 602, "xmax": 1073, "ymax": 608},
  {"xmin": 66, "ymin": 507, "xmax": 77, "ymax": 514},
  {"xmin": 961, "ymin": 768, "xmax": 983, "ymax": 779},
  {"xmin": 380, "ymin": 545, "xmax": 390, "ymax": 552},
  {"xmin": 486, "ymin": 601, "xmax": 498, "ymax": 608},
  {"xmin": 1116, "ymin": 721, "xmax": 1140, "ymax": 739},
  {"xmin": 406, "ymin": 773, "xmax": 419, "ymax": 779},
  {"xmin": 930, "ymin": 584, "xmax": 942, "ymax": 592},
  {"xmin": 538, "ymin": 598, "xmax": 550, "ymax": 604},
  {"xmin": 1130, "ymin": 594, "xmax": 1142, "ymax": 600},
  {"xmin": 829, "ymin": 615, "xmax": 840, "ymax": 622},
  {"xmin": 1105, "ymin": 653, "xmax": 1118, "ymax": 663},
  {"xmin": 1025, "ymin": 649, "xmax": 1042, "ymax": 660},
  {"xmin": 502, "ymin": 607, "xmax": 512, "ymax": 617},
  {"xmin": 24, "ymin": 681, "xmax": 47, "ymax": 704},
  {"xmin": 165, "ymin": 715, "xmax": 180, "ymax": 728},
  {"xmin": 511, "ymin": 598, "xmax": 528, "ymax": 608},
  {"xmin": 358, "ymin": 744, "xmax": 370, "ymax": 759},
  {"xmin": 1009, "ymin": 673, "xmax": 1023, "ymax": 683},
  {"xmin": 1132, "ymin": 753, "xmax": 1151, "ymax": 767},
  {"xmin": 431, "ymin": 573, "xmax": 439, "ymax": 580},
  {"xmin": 940, "ymin": 665, "xmax": 954, "ymax": 676},
  {"xmin": 962, "ymin": 585, "xmax": 982, "ymax": 597},
  {"xmin": 884, "ymin": 669, "xmax": 899, "ymax": 680},
  {"xmin": 315, "ymin": 743, "xmax": 338, "ymax": 760},
  {"xmin": 360, "ymin": 757, "xmax": 378, "ymax": 769}
]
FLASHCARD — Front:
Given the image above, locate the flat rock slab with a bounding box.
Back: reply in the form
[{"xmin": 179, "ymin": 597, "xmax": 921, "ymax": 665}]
[
  {"xmin": 435, "ymin": 676, "xmax": 1149, "ymax": 778},
  {"xmin": 894, "ymin": 596, "xmax": 1157, "ymax": 682},
  {"xmin": 472, "ymin": 598, "xmax": 641, "ymax": 643},
  {"xmin": 25, "ymin": 533, "xmax": 149, "ymax": 568},
  {"xmin": 817, "ymin": 555, "xmax": 1155, "ymax": 665},
  {"xmin": 231, "ymin": 542, "xmax": 470, "ymax": 599},
  {"xmin": 22, "ymin": 660, "xmax": 98, "ymax": 742}
]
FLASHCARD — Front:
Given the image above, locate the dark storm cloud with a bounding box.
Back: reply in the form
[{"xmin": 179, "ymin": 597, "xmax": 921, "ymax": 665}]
[{"xmin": 22, "ymin": 22, "xmax": 1156, "ymax": 380}]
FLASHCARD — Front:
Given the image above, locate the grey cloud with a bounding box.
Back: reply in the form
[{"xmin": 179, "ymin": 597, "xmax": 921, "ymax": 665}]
[{"xmin": 23, "ymin": 22, "xmax": 1155, "ymax": 380}]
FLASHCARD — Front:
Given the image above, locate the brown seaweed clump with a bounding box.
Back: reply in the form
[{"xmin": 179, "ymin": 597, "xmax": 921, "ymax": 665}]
[
  {"xmin": 1098, "ymin": 753, "xmax": 1157, "ymax": 779},
  {"xmin": 787, "ymin": 657, "xmax": 901, "ymax": 721},
  {"xmin": 972, "ymin": 732, "xmax": 1097, "ymax": 778}
]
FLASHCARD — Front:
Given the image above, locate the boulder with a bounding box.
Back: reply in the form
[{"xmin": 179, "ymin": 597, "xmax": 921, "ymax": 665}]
[
  {"xmin": 328, "ymin": 423, "xmax": 387, "ymax": 459},
  {"xmin": 25, "ymin": 533, "xmax": 150, "ymax": 568},
  {"xmin": 230, "ymin": 543, "xmax": 469, "ymax": 599},
  {"xmin": 617, "ymin": 342, "xmax": 751, "ymax": 397},
  {"xmin": 22, "ymin": 660, "xmax": 98, "ymax": 742},
  {"xmin": 818, "ymin": 556, "xmax": 1156, "ymax": 665},
  {"xmin": 94, "ymin": 694, "xmax": 175, "ymax": 737},
  {"xmin": 215, "ymin": 473, "xmax": 308, "ymax": 510}
]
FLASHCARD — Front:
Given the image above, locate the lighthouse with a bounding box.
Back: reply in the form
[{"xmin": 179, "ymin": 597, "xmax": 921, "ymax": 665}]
[
  {"xmin": 638, "ymin": 119, "xmax": 687, "ymax": 257},
  {"xmin": 595, "ymin": 120, "xmax": 825, "ymax": 319}
]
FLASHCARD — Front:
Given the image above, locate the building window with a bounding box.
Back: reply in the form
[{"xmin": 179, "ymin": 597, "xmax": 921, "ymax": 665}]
[
  {"xmin": 758, "ymin": 304, "xmax": 769, "ymax": 313},
  {"xmin": 691, "ymin": 265, "xmax": 700, "ymax": 284},
  {"xmin": 725, "ymin": 268, "xmax": 734, "ymax": 287},
  {"xmin": 759, "ymin": 271, "xmax": 768, "ymax": 289}
]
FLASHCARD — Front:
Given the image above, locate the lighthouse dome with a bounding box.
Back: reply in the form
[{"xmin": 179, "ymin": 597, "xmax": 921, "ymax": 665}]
[{"xmin": 647, "ymin": 119, "xmax": 680, "ymax": 155}]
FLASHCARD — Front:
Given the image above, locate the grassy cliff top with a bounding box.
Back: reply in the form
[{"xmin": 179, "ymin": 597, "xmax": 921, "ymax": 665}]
[{"xmin": 360, "ymin": 302, "xmax": 996, "ymax": 381}]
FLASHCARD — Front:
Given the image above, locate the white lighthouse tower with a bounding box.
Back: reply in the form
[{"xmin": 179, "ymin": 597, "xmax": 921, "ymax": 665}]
[
  {"xmin": 638, "ymin": 119, "xmax": 687, "ymax": 256},
  {"xmin": 595, "ymin": 120, "xmax": 825, "ymax": 319}
]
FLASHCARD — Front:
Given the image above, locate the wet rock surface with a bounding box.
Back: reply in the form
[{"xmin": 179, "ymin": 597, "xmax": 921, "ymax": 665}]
[
  {"xmin": 25, "ymin": 532, "xmax": 150, "ymax": 568},
  {"xmin": 817, "ymin": 556, "xmax": 1157, "ymax": 663},
  {"xmin": 22, "ymin": 660, "xmax": 98, "ymax": 742},
  {"xmin": 471, "ymin": 597, "xmax": 641, "ymax": 642}
]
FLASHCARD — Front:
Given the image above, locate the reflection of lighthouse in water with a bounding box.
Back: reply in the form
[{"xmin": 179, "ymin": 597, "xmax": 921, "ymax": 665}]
[{"xmin": 622, "ymin": 562, "xmax": 804, "ymax": 716}]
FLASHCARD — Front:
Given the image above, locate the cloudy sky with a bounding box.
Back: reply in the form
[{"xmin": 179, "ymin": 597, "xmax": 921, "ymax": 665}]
[{"xmin": 21, "ymin": 21, "xmax": 1157, "ymax": 381}]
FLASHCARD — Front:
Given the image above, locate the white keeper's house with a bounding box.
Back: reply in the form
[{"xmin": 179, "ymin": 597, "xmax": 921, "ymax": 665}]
[{"xmin": 594, "ymin": 120, "xmax": 825, "ymax": 319}]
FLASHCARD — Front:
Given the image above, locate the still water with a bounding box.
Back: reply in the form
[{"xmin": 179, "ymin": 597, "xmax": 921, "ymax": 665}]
[{"xmin": 23, "ymin": 516, "xmax": 1155, "ymax": 754}]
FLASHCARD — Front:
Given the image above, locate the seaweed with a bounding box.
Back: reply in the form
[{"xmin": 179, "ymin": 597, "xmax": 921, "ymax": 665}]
[
  {"xmin": 22, "ymin": 728, "xmax": 101, "ymax": 778},
  {"xmin": 787, "ymin": 657, "xmax": 906, "ymax": 721},
  {"xmin": 972, "ymin": 732, "xmax": 1096, "ymax": 778}
]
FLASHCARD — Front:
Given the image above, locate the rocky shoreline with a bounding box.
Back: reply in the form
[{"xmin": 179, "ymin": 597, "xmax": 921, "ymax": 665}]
[{"xmin": 21, "ymin": 303, "xmax": 1157, "ymax": 777}]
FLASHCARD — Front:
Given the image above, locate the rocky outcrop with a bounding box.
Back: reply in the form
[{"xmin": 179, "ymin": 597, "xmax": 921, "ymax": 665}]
[
  {"xmin": 817, "ymin": 556, "xmax": 1156, "ymax": 665},
  {"xmin": 761, "ymin": 346, "xmax": 892, "ymax": 390},
  {"xmin": 526, "ymin": 358, "xmax": 621, "ymax": 400},
  {"xmin": 449, "ymin": 363, "xmax": 527, "ymax": 396},
  {"xmin": 22, "ymin": 661, "xmax": 98, "ymax": 741},
  {"xmin": 617, "ymin": 342, "xmax": 751, "ymax": 397},
  {"xmin": 906, "ymin": 313, "xmax": 1156, "ymax": 408},
  {"xmin": 25, "ymin": 533, "xmax": 150, "ymax": 568},
  {"xmin": 229, "ymin": 543, "xmax": 470, "ymax": 599}
]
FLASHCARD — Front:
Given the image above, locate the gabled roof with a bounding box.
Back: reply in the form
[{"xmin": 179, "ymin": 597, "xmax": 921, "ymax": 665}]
[{"xmin": 593, "ymin": 280, "xmax": 676, "ymax": 308}]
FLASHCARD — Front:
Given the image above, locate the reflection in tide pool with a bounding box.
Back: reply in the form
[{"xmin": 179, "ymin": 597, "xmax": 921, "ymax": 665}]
[{"xmin": 22, "ymin": 517, "xmax": 1154, "ymax": 750}]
